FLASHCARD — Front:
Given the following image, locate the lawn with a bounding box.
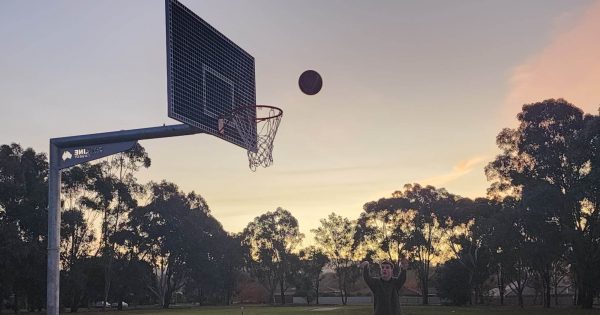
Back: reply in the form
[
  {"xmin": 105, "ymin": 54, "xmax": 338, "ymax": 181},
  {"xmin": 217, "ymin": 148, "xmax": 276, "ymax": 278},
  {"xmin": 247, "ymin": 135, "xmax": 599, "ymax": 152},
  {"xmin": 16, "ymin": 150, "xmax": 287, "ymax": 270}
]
[{"xmin": 81, "ymin": 305, "xmax": 600, "ymax": 315}]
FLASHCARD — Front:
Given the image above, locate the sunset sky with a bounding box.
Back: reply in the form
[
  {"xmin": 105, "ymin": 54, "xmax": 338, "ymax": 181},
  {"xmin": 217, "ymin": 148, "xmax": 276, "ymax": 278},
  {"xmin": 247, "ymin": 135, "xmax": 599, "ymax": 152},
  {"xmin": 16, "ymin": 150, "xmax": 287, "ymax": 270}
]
[{"xmin": 1, "ymin": 0, "xmax": 599, "ymax": 239}]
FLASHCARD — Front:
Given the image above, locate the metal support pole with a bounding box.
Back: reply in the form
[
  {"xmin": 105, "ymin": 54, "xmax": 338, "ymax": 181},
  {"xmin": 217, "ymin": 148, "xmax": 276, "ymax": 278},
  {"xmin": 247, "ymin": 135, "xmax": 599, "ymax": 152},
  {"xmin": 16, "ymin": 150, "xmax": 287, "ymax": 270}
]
[
  {"xmin": 47, "ymin": 142, "xmax": 61, "ymax": 315},
  {"xmin": 46, "ymin": 123, "xmax": 203, "ymax": 314},
  {"xmin": 51, "ymin": 123, "xmax": 202, "ymax": 147}
]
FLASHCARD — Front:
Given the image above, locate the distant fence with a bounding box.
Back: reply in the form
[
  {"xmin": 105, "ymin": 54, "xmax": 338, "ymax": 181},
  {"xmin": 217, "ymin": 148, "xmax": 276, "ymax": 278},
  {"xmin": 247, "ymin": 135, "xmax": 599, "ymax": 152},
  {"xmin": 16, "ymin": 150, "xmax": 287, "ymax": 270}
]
[
  {"xmin": 293, "ymin": 295, "xmax": 592, "ymax": 306},
  {"xmin": 488, "ymin": 295, "xmax": 575, "ymax": 306},
  {"xmin": 292, "ymin": 296, "xmax": 441, "ymax": 305},
  {"xmin": 292, "ymin": 297, "xmax": 372, "ymax": 305}
]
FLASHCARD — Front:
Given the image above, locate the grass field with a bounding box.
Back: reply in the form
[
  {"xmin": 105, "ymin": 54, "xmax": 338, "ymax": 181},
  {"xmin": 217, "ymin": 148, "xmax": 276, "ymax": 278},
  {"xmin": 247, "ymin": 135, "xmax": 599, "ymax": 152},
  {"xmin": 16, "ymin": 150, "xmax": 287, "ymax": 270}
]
[{"xmin": 81, "ymin": 305, "xmax": 600, "ymax": 315}]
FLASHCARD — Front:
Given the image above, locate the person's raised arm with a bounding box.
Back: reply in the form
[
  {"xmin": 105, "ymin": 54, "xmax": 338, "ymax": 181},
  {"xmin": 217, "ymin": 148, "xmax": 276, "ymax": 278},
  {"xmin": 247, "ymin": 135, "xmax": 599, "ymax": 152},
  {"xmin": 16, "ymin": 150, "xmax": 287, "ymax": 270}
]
[
  {"xmin": 394, "ymin": 258, "xmax": 408, "ymax": 289},
  {"xmin": 360, "ymin": 261, "xmax": 377, "ymax": 289}
]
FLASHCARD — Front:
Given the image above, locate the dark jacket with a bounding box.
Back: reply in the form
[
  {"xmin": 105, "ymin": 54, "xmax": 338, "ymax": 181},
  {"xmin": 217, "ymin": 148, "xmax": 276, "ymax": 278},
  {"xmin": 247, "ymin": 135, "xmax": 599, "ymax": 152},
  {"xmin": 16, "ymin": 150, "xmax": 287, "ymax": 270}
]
[{"xmin": 363, "ymin": 264, "xmax": 407, "ymax": 315}]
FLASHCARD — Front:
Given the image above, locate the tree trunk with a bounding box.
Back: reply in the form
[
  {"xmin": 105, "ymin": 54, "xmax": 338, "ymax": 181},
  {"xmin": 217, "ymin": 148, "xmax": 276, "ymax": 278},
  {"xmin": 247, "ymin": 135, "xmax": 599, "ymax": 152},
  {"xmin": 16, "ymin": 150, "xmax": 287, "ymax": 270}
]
[
  {"xmin": 70, "ymin": 291, "xmax": 80, "ymax": 313},
  {"xmin": 226, "ymin": 285, "xmax": 233, "ymax": 305},
  {"xmin": 466, "ymin": 271, "xmax": 473, "ymax": 305},
  {"xmin": 574, "ymin": 262, "xmax": 595, "ymax": 309},
  {"xmin": 477, "ymin": 286, "xmax": 484, "ymax": 304},
  {"xmin": 421, "ymin": 277, "xmax": 429, "ymax": 305},
  {"xmin": 315, "ymin": 278, "xmax": 320, "ymax": 305},
  {"xmin": 577, "ymin": 287, "xmax": 594, "ymax": 309},
  {"xmin": 269, "ymin": 285, "xmax": 276, "ymax": 305},
  {"xmin": 102, "ymin": 259, "xmax": 113, "ymax": 311},
  {"xmin": 517, "ymin": 288, "xmax": 524, "ymax": 308},
  {"xmin": 499, "ymin": 279, "xmax": 505, "ymax": 305},
  {"xmin": 572, "ymin": 236, "xmax": 596, "ymax": 309},
  {"xmin": 337, "ymin": 270, "xmax": 346, "ymax": 305},
  {"xmin": 163, "ymin": 294, "xmax": 171, "ymax": 309},
  {"xmin": 13, "ymin": 291, "xmax": 19, "ymax": 314},
  {"xmin": 163, "ymin": 269, "xmax": 172, "ymax": 309},
  {"xmin": 543, "ymin": 268, "xmax": 551, "ymax": 308},
  {"xmin": 279, "ymin": 278, "xmax": 285, "ymax": 305}
]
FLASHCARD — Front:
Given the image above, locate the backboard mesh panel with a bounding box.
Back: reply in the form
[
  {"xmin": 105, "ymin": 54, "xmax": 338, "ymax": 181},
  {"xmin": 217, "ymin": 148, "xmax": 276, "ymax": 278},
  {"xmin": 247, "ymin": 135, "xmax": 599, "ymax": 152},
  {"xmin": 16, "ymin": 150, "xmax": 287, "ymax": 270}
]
[{"xmin": 166, "ymin": 0, "xmax": 257, "ymax": 150}]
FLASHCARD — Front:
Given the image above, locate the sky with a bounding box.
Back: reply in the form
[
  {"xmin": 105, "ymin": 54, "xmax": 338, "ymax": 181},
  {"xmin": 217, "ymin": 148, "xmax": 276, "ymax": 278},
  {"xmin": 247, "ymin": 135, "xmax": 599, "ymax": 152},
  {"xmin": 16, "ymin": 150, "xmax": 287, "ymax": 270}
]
[{"xmin": 1, "ymin": 0, "xmax": 600, "ymax": 241}]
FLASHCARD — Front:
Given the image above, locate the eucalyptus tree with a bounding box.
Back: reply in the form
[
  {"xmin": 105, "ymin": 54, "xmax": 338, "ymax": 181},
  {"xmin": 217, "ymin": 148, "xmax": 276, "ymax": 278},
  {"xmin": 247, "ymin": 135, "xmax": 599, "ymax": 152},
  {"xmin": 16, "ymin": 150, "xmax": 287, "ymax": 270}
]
[
  {"xmin": 355, "ymin": 184, "xmax": 458, "ymax": 305},
  {"xmin": 60, "ymin": 209, "xmax": 95, "ymax": 311},
  {"xmin": 443, "ymin": 198, "xmax": 496, "ymax": 304},
  {"xmin": 241, "ymin": 207, "xmax": 304, "ymax": 304},
  {"xmin": 296, "ymin": 246, "xmax": 328, "ymax": 304},
  {"xmin": 486, "ymin": 198, "xmax": 531, "ymax": 308},
  {"xmin": 486, "ymin": 99, "xmax": 600, "ymax": 308},
  {"xmin": 397, "ymin": 184, "xmax": 459, "ymax": 305},
  {"xmin": 354, "ymin": 197, "xmax": 413, "ymax": 264},
  {"xmin": 182, "ymin": 212, "xmax": 242, "ymax": 305},
  {"xmin": 59, "ymin": 164, "xmax": 99, "ymax": 311},
  {"xmin": 0, "ymin": 143, "xmax": 48, "ymax": 312},
  {"xmin": 124, "ymin": 181, "xmax": 215, "ymax": 308},
  {"xmin": 79, "ymin": 143, "xmax": 150, "ymax": 308},
  {"xmin": 435, "ymin": 258, "xmax": 471, "ymax": 305},
  {"xmin": 313, "ymin": 213, "xmax": 359, "ymax": 305}
]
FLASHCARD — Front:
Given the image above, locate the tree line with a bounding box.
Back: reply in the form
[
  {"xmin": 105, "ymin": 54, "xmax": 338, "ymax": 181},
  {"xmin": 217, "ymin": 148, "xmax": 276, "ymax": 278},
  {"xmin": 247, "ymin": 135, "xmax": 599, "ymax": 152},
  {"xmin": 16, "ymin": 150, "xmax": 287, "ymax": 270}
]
[{"xmin": 0, "ymin": 99, "xmax": 598, "ymax": 312}]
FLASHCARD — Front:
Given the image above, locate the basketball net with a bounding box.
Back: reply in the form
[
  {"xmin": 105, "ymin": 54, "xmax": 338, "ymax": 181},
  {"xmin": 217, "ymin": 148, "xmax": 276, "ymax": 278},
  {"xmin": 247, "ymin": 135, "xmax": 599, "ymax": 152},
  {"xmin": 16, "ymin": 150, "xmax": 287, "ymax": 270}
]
[{"xmin": 220, "ymin": 105, "xmax": 282, "ymax": 171}]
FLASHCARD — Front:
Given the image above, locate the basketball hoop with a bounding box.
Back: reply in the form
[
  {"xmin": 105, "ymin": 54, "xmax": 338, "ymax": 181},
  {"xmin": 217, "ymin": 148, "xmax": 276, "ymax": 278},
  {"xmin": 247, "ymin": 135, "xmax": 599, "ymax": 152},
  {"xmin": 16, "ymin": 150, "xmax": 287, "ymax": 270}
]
[{"xmin": 219, "ymin": 105, "xmax": 283, "ymax": 171}]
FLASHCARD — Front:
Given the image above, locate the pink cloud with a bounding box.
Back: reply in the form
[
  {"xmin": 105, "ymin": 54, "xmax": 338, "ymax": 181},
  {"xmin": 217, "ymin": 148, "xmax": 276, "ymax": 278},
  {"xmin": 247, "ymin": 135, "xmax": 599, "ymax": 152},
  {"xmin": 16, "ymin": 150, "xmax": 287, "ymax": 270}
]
[
  {"xmin": 419, "ymin": 155, "xmax": 488, "ymax": 187},
  {"xmin": 505, "ymin": 2, "xmax": 600, "ymax": 118}
]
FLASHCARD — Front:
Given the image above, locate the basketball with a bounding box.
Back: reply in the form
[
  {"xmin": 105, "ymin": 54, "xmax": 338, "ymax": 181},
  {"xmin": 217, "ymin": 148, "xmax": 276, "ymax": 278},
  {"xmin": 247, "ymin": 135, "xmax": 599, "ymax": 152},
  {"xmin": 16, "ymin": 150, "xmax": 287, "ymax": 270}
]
[{"xmin": 298, "ymin": 70, "xmax": 323, "ymax": 95}]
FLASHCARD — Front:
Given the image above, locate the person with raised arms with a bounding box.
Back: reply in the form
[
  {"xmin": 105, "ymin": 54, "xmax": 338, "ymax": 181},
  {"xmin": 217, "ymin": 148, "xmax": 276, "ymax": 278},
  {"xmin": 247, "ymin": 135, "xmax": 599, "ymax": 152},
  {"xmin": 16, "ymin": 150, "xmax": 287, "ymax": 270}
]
[{"xmin": 360, "ymin": 258, "xmax": 409, "ymax": 315}]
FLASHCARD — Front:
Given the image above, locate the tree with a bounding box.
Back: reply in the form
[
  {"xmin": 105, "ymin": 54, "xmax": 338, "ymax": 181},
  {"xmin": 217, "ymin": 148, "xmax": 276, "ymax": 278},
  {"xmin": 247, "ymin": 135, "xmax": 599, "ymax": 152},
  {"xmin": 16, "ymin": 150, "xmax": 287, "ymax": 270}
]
[
  {"xmin": 312, "ymin": 213, "xmax": 359, "ymax": 305},
  {"xmin": 549, "ymin": 259, "xmax": 569, "ymax": 306},
  {"xmin": 108, "ymin": 255, "xmax": 154, "ymax": 309},
  {"xmin": 355, "ymin": 198, "xmax": 413, "ymax": 264},
  {"xmin": 60, "ymin": 164, "xmax": 98, "ymax": 312},
  {"xmin": 60, "ymin": 208, "xmax": 95, "ymax": 312},
  {"xmin": 355, "ymin": 184, "xmax": 456, "ymax": 305},
  {"xmin": 0, "ymin": 222, "xmax": 20, "ymax": 312},
  {"xmin": 486, "ymin": 199, "xmax": 531, "ymax": 308},
  {"xmin": 124, "ymin": 181, "xmax": 213, "ymax": 308},
  {"xmin": 573, "ymin": 110, "xmax": 600, "ymax": 307},
  {"xmin": 0, "ymin": 143, "xmax": 48, "ymax": 238},
  {"xmin": 79, "ymin": 143, "xmax": 150, "ymax": 309},
  {"xmin": 297, "ymin": 247, "xmax": 328, "ymax": 304},
  {"xmin": 0, "ymin": 143, "xmax": 48, "ymax": 313},
  {"xmin": 486, "ymin": 99, "xmax": 600, "ymax": 308},
  {"xmin": 435, "ymin": 258, "xmax": 471, "ymax": 305},
  {"xmin": 392, "ymin": 184, "xmax": 456, "ymax": 305},
  {"xmin": 446, "ymin": 198, "xmax": 496, "ymax": 305},
  {"xmin": 182, "ymin": 214, "xmax": 241, "ymax": 305},
  {"xmin": 242, "ymin": 208, "xmax": 304, "ymax": 304}
]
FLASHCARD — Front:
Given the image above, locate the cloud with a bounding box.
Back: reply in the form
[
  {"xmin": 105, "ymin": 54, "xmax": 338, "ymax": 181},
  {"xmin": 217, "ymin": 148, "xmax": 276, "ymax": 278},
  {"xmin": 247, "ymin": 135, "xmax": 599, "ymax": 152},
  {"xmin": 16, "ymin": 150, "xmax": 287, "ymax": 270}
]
[
  {"xmin": 418, "ymin": 155, "xmax": 488, "ymax": 187},
  {"xmin": 505, "ymin": 2, "xmax": 600, "ymax": 117}
]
